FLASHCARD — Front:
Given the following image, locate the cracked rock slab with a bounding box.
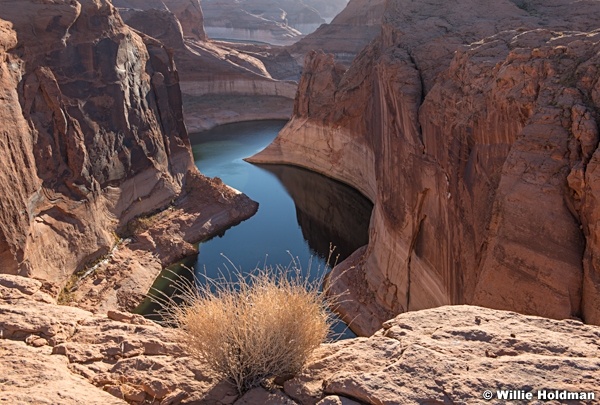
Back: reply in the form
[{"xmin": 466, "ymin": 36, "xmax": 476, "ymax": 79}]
[{"xmin": 284, "ymin": 306, "xmax": 600, "ymax": 404}]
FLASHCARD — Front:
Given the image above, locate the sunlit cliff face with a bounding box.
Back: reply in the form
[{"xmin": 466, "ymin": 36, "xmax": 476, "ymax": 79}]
[{"xmin": 248, "ymin": 0, "xmax": 600, "ymax": 334}]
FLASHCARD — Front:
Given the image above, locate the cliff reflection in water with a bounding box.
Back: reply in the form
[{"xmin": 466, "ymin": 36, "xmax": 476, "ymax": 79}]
[{"xmin": 255, "ymin": 164, "xmax": 373, "ymax": 262}]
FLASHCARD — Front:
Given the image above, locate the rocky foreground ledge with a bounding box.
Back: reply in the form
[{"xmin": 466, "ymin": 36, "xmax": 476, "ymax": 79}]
[{"xmin": 2, "ymin": 274, "xmax": 598, "ymax": 404}]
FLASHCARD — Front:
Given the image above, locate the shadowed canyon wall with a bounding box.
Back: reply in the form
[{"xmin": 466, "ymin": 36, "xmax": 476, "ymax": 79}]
[
  {"xmin": 0, "ymin": 0, "xmax": 215, "ymax": 290},
  {"xmin": 249, "ymin": 0, "xmax": 600, "ymax": 334}
]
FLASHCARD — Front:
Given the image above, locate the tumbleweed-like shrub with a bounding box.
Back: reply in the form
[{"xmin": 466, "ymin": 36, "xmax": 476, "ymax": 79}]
[{"xmin": 166, "ymin": 266, "xmax": 332, "ymax": 394}]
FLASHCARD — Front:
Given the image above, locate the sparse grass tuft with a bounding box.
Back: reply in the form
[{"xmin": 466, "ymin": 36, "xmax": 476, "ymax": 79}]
[{"xmin": 161, "ymin": 264, "xmax": 333, "ymax": 394}]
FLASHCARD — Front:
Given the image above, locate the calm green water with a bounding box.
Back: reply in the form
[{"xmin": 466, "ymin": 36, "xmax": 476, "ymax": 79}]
[{"xmin": 140, "ymin": 120, "xmax": 373, "ymax": 338}]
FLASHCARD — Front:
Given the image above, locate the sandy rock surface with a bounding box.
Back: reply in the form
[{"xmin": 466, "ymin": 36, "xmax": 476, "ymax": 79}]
[
  {"xmin": 3, "ymin": 277, "xmax": 599, "ymax": 404},
  {"xmin": 0, "ymin": 275, "xmax": 240, "ymax": 404},
  {"xmin": 284, "ymin": 306, "xmax": 600, "ymax": 404}
]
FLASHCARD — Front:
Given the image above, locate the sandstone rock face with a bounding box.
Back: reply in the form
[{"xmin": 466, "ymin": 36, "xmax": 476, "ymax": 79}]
[
  {"xmin": 0, "ymin": 0, "xmax": 187, "ymax": 287},
  {"xmin": 288, "ymin": 0, "xmax": 386, "ymax": 66},
  {"xmin": 0, "ymin": 1, "xmax": 257, "ymax": 295},
  {"xmin": 249, "ymin": 0, "xmax": 600, "ymax": 334},
  {"xmin": 113, "ymin": 0, "xmax": 206, "ymax": 40}
]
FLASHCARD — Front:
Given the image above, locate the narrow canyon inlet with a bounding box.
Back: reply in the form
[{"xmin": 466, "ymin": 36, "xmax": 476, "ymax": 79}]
[{"xmin": 138, "ymin": 120, "xmax": 373, "ymax": 338}]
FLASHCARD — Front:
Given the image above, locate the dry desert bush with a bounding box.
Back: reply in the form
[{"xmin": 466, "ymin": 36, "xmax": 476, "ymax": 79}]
[{"xmin": 163, "ymin": 265, "xmax": 332, "ymax": 394}]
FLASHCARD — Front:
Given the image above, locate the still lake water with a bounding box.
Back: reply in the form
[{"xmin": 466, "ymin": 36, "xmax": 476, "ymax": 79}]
[{"xmin": 140, "ymin": 120, "xmax": 373, "ymax": 338}]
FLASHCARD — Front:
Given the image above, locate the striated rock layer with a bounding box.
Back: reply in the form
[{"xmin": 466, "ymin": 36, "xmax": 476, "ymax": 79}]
[
  {"xmin": 2, "ymin": 276, "xmax": 599, "ymax": 404},
  {"xmin": 249, "ymin": 0, "xmax": 600, "ymax": 334},
  {"xmin": 0, "ymin": 1, "xmax": 256, "ymax": 297}
]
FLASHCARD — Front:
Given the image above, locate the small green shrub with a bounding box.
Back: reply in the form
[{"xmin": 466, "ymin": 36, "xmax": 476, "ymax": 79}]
[{"xmin": 165, "ymin": 266, "xmax": 332, "ymax": 394}]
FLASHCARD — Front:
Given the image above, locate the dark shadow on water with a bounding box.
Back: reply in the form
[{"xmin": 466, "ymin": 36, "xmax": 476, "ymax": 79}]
[
  {"xmin": 254, "ymin": 163, "xmax": 373, "ymax": 262},
  {"xmin": 134, "ymin": 255, "xmax": 198, "ymax": 322}
]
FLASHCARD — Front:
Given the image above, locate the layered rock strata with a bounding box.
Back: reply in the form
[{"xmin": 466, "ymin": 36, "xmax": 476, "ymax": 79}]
[
  {"xmin": 113, "ymin": 1, "xmax": 297, "ymax": 132},
  {"xmin": 3, "ymin": 276, "xmax": 599, "ymax": 404},
  {"xmin": 249, "ymin": 0, "xmax": 600, "ymax": 334},
  {"xmin": 0, "ymin": 1, "xmax": 256, "ymax": 301}
]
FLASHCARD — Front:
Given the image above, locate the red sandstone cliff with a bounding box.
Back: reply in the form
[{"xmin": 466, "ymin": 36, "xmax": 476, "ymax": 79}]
[
  {"xmin": 0, "ymin": 1, "xmax": 256, "ymax": 297},
  {"xmin": 249, "ymin": 0, "xmax": 600, "ymax": 334}
]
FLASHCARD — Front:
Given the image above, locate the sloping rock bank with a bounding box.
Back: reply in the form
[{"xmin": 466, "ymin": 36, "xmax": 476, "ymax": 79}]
[
  {"xmin": 68, "ymin": 173, "xmax": 257, "ymax": 314},
  {"xmin": 249, "ymin": 0, "xmax": 600, "ymax": 334},
  {"xmin": 2, "ymin": 276, "xmax": 599, "ymax": 404}
]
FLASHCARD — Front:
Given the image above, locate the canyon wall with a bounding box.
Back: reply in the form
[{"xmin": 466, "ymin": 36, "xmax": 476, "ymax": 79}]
[
  {"xmin": 249, "ymin": 0, "xmax": 600, "ymax": 334},
  {"xmin": 0, "ymin": 0, "xmax": 254, "ymax": 293}
]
